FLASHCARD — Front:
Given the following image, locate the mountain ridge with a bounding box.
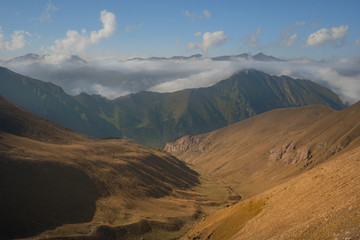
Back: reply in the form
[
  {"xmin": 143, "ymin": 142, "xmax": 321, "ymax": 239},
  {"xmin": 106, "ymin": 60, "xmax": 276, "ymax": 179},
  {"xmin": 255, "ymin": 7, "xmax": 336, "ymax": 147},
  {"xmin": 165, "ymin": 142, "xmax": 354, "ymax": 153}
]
[{"xmin": 0, "ymin": 66, "xmax": 346, "ymax": 146}]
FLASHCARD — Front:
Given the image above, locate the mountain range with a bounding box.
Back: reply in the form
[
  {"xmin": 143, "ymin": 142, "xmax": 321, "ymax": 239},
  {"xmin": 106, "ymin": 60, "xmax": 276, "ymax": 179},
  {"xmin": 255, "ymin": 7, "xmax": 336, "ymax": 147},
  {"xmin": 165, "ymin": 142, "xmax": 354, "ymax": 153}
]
[
  {"xmin": 0, "ymin": 67, "xmax": 346, "ymax": 146},
  {"xmin": 5, "ymin": 52, "xmax": 282, "ymax": 64}
]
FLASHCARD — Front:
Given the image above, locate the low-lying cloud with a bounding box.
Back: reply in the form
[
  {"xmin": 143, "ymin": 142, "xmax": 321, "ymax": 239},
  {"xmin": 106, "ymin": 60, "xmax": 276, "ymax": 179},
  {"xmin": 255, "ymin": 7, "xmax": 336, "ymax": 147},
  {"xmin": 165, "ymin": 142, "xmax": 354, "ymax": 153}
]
[{"xmin": 2, "ymin": 54, "xmax": 360, "ymax": 104}]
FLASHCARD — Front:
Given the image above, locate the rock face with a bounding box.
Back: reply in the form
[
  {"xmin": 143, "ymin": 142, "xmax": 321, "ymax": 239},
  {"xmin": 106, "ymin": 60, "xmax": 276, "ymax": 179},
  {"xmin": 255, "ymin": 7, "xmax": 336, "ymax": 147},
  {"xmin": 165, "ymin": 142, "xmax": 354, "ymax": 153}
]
[
  {"xmin": 269, "ymin": 142, "xmax": 312, "ymax": 165},
  {"xmin": 164, "ymin": 135, "xmax": 204, "ymax": 154}
]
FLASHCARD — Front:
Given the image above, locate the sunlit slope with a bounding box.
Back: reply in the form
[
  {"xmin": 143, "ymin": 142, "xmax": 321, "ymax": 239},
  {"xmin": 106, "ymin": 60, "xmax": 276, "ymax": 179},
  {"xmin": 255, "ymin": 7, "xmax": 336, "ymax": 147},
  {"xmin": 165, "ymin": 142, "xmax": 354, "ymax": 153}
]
[
  {"xmin": 166, "ymin": 102, "xmax": 360, "ymax": 198},
  {"xmin": 183, "ymin": 137, "xmax": 360, "ymax": 240}
]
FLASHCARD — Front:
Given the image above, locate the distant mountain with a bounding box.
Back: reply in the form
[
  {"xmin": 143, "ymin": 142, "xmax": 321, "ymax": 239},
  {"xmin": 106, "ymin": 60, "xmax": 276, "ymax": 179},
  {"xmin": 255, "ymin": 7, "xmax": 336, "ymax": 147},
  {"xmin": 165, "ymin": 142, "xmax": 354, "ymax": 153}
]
[
  {"xmin": 0, "ymin": 67, "xmax": 346, "ymax": 147},
  {"xmin": 5, "ymin": 53, "xmax": 43, "ymax": 63},
  {"xmin": 74, "ymin": 68, "xmax": 345, "ymax": 146},
  {"xmin": 127, "ymin": 54, "xmax": 203, "ymax": 61},
  {"xmin": 211, "ymin": 52, "xmax": 284, "ymax": 62},
  {"xmin": 5, "ymin": 53, "xmax": 87, "ymax": 64},
  {"xmin": 253, "ymin": 52, "xmax": 284, "ymax": 61},
  {"xmin": 0, "ymin": 67, "xmax": 121, "ymax": 138}
]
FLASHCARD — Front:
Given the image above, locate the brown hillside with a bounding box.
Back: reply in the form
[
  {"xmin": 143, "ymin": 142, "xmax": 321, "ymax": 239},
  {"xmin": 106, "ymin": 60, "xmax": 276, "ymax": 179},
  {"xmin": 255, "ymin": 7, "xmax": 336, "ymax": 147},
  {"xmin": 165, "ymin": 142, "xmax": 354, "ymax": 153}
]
[
  {"xmin": 166, "ymin": 103, "xmax": 360, "ymax": 199},
  {"xmin": 0, "ymin": 96, "xmax": 211, "ymax": 239},
  {"xmin": 183, "ymin": 138, "xmax": 360, "ymax": 240}
]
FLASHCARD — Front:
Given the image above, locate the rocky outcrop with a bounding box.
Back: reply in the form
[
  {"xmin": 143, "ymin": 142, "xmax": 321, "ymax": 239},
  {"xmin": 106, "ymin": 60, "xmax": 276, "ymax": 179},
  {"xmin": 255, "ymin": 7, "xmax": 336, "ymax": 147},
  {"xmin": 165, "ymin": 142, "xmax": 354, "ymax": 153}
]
[
  {"xmin": 164, "ymin": 135, "xmax": 204, "ymax": 154},
  {"xmin": 269, "ymin": 142, "xmax": 312, "ymax": 165}
]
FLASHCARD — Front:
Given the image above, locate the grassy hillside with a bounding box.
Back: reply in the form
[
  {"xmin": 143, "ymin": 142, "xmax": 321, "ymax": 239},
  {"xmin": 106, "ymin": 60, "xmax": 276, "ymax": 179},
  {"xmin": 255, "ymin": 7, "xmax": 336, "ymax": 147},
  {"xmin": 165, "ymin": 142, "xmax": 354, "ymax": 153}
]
[
  {"xmin": 183, "ymin": 135, "xmax": 360, "ymax": 239},
  {"xmin": 165, "ymin": 102, "xmax": 360, "ymax": 239}
]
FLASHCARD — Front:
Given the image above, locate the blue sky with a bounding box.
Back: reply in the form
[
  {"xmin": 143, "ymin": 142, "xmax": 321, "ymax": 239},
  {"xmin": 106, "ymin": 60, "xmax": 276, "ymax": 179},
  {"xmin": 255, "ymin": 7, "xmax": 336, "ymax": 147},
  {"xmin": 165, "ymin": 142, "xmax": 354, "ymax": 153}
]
[{"xmin": 0, "ymin": 0, "xmax": 359, "ymax": 60}]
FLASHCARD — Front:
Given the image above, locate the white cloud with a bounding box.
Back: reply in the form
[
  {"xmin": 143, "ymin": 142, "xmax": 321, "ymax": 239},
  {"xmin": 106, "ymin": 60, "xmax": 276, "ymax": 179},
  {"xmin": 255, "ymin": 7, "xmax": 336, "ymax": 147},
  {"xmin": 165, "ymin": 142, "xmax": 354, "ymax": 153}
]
[
  {"xmin": 246, "ymin": 27, "xmax": 261, "ymax": 48},
  {"xmin": 186, "ymin": 30, "xmax": 227, "ymax": 55},
  {"xmin": 0, "ymin": 28, "xmax": 29, "ymax": 51},
  {"xmin": 175, "ymin": 40, "xmax": 181, "ymax": 45},
  {"xmin": 305, "ymin": 25, "xmax": 348, "ymax": 47},
  {"xmin": 203, "ymin": 9, "xmax": 211, "ymax": 19},
  {"xmin": 5, "ymin": 53, "xmax": 360, "ymax": 104},
  {"xmin": 50, "ymin": 10, "xmax": 117, "ymax": 55},
  {"xmin": 194, "ymin": 32, "xmax": 202, "ymax": 37},
  {"xmin": 38, "ymin": 0, "xmax": 58, "ymax": 22},
  {"xmin": 356, "ymin": 38, "xmax": 360, "ymax": 45}
]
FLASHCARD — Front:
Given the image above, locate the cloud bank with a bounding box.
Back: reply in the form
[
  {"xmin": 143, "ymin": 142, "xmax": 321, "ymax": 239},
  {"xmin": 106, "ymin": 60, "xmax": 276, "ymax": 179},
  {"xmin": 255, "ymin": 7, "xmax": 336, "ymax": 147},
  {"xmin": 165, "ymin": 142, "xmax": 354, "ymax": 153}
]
[{"xmin": 3, "ymin": 54, "xmax": 360, "ymax": 104}]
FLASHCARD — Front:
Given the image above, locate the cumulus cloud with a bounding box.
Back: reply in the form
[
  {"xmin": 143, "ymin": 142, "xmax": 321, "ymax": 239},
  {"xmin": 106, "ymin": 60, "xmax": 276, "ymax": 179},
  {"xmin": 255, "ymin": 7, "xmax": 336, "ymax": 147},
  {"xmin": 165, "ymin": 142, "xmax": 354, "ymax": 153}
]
[
  {"xmin": 194, "ymin": 32, "xmax": 202, "ymax": 37},
  {"xmin": 50, "ymin": 10, "xmax": 116, "ymax": 55},
  {"xmin": 0, "ymin": 28, "xmax": 29, "ymax": 51},
  {"xmin": 305, "ymin": 25, "xmax": 348, "ymax": 47},
  {"xmin": 356, "ymin": 38, "xmax": 360, "ymax": 45},
  {"xmin": 183, "ymin": 9, "xmax": 211, "ymax": 21},
  {"xmin": 38, "ymin": 0, "xmax": 58, "ymax": 22},
  {"xmin": 187, "ymin": 31, "xmax": 226, "ymax": 55}
]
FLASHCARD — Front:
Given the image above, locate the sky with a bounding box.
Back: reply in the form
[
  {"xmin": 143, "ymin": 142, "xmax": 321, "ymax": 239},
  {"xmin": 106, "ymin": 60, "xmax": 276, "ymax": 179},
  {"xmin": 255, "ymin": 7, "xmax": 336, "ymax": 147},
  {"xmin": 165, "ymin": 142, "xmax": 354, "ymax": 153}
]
[{"xmin": 0, "ymin": 0, "xmax": 360, "ymax": 60}]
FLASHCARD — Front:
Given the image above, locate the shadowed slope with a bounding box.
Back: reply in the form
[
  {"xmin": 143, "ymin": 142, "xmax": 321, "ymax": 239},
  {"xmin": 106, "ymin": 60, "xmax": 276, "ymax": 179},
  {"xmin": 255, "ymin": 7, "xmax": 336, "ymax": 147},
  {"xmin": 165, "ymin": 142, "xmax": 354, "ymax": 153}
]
[{"xmin": 0, "ymin": 97, "xmax": 200, "ymax": 239}]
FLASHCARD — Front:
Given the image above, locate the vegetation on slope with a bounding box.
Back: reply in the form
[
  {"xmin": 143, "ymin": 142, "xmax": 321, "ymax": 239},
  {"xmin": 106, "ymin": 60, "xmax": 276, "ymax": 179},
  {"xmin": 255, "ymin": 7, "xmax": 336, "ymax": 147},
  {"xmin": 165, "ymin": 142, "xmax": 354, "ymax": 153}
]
[{"xmin": 0, "ymin": 67, "xmax": 346, "ymax": 147}]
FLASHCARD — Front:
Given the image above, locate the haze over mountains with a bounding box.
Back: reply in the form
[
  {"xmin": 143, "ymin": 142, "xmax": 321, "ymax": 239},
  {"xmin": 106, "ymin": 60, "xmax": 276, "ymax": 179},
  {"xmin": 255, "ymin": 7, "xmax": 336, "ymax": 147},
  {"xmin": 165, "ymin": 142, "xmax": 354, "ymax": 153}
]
[
  {"xmin": 2, "ymin": 52, "xmax": 360, "ymax": 103},
  {"xmin": 0, "ymin": 66, "xmax": 345, "ymax": 146}
]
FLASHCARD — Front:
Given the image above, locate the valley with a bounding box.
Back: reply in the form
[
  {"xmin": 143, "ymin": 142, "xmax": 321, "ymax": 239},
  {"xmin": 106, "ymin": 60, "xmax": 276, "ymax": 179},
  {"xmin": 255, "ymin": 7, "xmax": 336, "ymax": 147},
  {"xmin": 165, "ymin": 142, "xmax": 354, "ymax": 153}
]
[{"xmin": 1, "ymin": 1, "xmax": 359, "ymax": 239}]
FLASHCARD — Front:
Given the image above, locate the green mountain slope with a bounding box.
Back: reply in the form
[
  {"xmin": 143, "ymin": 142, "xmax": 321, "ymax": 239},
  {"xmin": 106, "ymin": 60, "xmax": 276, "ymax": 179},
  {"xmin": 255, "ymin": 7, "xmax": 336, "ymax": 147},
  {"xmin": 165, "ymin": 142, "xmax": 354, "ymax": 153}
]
[
  {"xmin": 0, "ymin": 67, "xmax": 122, "ymax": 138},
  {"xmin": 0, "ymin": 67, "xmax": 346, "ymax": 146},
  {"xmin": 90, "ymin": 69, "xmax": 345, "ymax": 146}
]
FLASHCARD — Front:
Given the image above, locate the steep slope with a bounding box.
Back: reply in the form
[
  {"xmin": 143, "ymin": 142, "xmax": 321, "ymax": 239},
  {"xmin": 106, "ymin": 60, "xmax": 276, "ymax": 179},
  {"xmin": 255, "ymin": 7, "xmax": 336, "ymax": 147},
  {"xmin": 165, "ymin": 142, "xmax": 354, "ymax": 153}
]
[
  {"xmin": 183, "ymin": 134, "xmax": 360, "ymax": 240},
  {"xmin": 0, "ymin": 97, "xmax": 201, "ymax": 239},
  {"xmin": 166, "ymin": 102, "xmax": 360, "ymax": 199},
  {"xmin": 0, "ymin": 67, "xmax": 346, "ymax": 147},
  {"xmin": 0, "ymin": 67, "xmax": 122, "ymax": 138},
  {"xmin": 79, "ymin": 69, "xmax": 346, "ymax": 146}
]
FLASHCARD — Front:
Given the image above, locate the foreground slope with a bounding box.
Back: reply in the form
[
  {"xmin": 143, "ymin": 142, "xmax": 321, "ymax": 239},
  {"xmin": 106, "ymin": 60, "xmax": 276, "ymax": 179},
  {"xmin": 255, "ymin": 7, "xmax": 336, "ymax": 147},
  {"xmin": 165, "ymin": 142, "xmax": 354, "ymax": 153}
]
[
  {"xmin": 183, "ymin": 135, "xmax": 360, "ymax": 240},
  {"xmin": 0, "ymin": 96, "xmax": 201, "ymax": 239}
]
